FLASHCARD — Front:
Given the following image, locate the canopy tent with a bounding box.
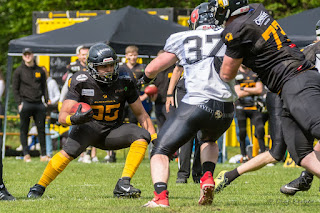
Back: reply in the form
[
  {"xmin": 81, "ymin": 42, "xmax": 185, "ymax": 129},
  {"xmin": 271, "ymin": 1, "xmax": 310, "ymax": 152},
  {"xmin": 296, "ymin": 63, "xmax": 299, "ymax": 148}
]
[
  {"xmin": 278, "ymin": 7, "xmax": 320, "ymax": 47},
  {"xmin": 8, "ymin": 6, "xmax": 187, "ymax": 56},
  {"xmin": 3, "ymin": 6, "xmax": 187, "ymax": 157}
]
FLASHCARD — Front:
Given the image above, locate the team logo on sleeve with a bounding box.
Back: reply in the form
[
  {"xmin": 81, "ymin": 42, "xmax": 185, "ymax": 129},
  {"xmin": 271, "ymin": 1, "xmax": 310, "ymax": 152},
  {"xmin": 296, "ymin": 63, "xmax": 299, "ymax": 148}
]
[
  {"xmin": 225, "ymin": 33, "xmax": 233, "ymax": 42},
  {"xmin": 254, "ymin": 11, "xmax": 270, "ymax": 26},
  {"xmin": 68, "ymin": 78, "xmax": 72, "ymax": 88},
  {"xmin": 190, "ymin": 9, "xmax": 199, "ymax": 24},
  {"xmin": 35, "ymin": 72, "xmax": 41, "ymax": 78},
  {"xmin": 76, "ymin": 74, "xmax": 88, "ymax": 81}
]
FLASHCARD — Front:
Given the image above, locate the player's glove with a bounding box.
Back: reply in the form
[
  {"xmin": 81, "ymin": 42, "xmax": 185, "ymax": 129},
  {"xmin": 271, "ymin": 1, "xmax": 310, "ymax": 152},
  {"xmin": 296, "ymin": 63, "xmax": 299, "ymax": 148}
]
[
  {"xmin": 137, "ymin": 73, "xmax": 154, "ymax": 90},
  {"xmin": 67, "ymin": 105, "xmax": 93, "ymax": 125}
]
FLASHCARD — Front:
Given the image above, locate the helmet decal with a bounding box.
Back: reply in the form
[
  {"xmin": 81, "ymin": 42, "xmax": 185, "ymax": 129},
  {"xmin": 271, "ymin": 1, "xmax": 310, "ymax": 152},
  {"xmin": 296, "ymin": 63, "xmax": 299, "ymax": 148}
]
[
  {"xmin": 189, "ymin": 3, "xmax": 217, "ymax": 30},
  {"xmin": 190, "ymin": 9, "xmax": 199, "ymax": 24}
]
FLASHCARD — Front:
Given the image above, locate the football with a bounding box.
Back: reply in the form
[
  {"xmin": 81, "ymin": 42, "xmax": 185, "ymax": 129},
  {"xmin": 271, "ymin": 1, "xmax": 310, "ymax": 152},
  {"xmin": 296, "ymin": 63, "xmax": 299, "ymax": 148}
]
[
  {"xmin": 144, "ymin": 84, "xmax": 158, "ymax": 96},
  {"xmin": 70, "ymin": 102, "xmax": 91, "ymax": 114}
]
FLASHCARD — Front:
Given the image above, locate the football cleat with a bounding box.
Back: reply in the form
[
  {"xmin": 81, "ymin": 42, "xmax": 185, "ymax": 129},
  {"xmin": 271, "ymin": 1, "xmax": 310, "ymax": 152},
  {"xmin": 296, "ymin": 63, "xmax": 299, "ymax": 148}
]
[
  {"xmin": 198, "ymin": 171, "xmax": 214, "ymax": 205},
  {"xmin": 143, "ymin": 190, "xmax": 169, "ymax": 208},
  {"xmin": 27, "ymin": 184, "xmax": 46, "ymax": 199},
  {"xmin": 176, "ymin": 178, "xmax": 187, "ymax": 184},
  {"xmin": 280, "ymin": 171, "xmax": 313, "ymax": 195},
  {"xmin": 0, "ymin": 187, "xmax": 15, "ymax": 201},
  {"xmin": 214, "ymin": 170, "xmax": 230, "ymax": 193},
  {"xmin": 113, "ymin": 178, "xmax": 141, "ymax": 198}
]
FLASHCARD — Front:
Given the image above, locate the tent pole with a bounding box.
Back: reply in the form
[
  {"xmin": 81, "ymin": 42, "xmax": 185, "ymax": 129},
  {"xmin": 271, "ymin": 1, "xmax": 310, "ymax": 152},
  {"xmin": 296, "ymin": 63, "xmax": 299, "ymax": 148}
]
[{"xmin": 2, "ymin": 56, "xmax": 13, "ymax": 159}]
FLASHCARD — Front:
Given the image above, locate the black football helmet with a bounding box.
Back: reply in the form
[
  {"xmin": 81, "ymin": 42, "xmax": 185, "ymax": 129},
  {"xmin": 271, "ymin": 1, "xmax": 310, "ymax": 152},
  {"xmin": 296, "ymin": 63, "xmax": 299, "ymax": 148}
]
[
  {"xmin": 209, "ymin": 0, "xmax": 250, "ymax": 26},
  {"xmin": 189, "ymin": 2, "xmax": 216, "ymax": 30},
  {"xmin": 87, "ymin": 43, "xmax": 119, "ymax": 84}
]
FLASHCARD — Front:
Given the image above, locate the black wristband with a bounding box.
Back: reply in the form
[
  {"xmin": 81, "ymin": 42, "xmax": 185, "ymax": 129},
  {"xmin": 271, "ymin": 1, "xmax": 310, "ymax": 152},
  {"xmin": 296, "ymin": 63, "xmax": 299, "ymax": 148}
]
[
  {"xmin": 166, "ymin": 94, "xmax": 173, "ymax": 97},
  {"xmin": 142, "ymin": 73, "xmax": 154, "ymax": 84}
]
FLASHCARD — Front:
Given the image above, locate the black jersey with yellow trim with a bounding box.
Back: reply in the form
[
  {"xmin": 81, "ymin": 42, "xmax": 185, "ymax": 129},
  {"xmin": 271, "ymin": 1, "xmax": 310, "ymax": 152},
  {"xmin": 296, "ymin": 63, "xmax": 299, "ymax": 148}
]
[
  {"xmin": 235, "ymin": 70, "xmax": 260, "ymax": 108},
  {"xmin": 221, "ymin": 3, "xmax": 313, "ymax": 93},
  {"xmin": 66, "ymin": 70, "xmax": 139, "ymax": 127}
]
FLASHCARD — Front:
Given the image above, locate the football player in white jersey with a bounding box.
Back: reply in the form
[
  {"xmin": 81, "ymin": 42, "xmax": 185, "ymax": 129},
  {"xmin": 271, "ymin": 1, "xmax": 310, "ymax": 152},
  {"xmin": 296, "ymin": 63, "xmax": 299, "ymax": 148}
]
[{"xmin": 142, "ymin": 3, "xmax": 237, "ymax": 207}]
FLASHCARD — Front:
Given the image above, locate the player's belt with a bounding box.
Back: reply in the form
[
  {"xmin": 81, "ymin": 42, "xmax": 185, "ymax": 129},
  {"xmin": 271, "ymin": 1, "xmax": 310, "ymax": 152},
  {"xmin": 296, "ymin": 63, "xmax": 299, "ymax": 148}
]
[{"xmin": 197, "ymin": 103, "xmax": 234, "ymax": 119}]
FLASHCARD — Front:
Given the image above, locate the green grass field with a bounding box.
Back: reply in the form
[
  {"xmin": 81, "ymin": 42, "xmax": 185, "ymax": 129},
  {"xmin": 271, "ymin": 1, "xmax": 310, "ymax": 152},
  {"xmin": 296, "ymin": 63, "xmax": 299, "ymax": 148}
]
[{"xmin": 0, "ymin": 148, "xmax": 319, "ymax": 212}]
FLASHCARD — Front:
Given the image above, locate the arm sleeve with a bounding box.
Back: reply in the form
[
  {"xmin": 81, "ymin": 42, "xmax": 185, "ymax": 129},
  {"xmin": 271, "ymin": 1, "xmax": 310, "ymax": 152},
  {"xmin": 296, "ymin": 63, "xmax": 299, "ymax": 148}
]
[
  {"xmin": 12, "ymin": 68, "xmax": 21, "ymax": 104},
  {"xmin": 164, "ymin": 32, "xmax": 184, "ymax": 61},
  {"xmin": 65, "ymin": 76, "xmax": 81, "ymax": 102},
  {"xmin": 225, "ymin": 46, "xmax": 246, "ymax": 59},
  {"xmin": 126, "ymin": 77, "xmax": 140, "ymax": 104},
  {"xmin": 42, "ymin": 70, "xmax": 49, "ymax": 103}
]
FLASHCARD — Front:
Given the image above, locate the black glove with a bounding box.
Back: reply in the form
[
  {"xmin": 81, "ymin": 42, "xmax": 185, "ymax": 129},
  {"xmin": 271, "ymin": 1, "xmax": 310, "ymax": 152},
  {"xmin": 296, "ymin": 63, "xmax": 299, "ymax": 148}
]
[
  {"xmin": 136, "ymin": 73, "xmax": 154, "ymax": 90},
  {"xmin": 70, "ymin": 104, "xmax": 94, "ymax": 125}
]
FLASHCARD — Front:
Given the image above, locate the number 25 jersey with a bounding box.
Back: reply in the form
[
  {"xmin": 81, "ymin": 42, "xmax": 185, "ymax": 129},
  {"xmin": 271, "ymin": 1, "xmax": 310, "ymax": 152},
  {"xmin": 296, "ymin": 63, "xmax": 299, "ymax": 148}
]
[
  {"xmin": 222, "ymin": 3, "xmax": 314, "ymax": 93},
  {"xmin": 66, "ymin": 70, "xmax": 139, "ymax": 127}
]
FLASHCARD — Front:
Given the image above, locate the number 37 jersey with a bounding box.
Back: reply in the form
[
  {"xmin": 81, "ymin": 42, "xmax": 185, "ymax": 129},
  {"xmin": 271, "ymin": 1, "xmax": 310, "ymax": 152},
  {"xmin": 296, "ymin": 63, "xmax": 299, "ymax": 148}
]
[
  {"xmin": 164, "ymin": 28, "xmax": 237, "ymax": 105},
  {"xmin": 222, "ymin": 3, "xmax": 313, "ymax": 93},
  {"xmin": 66, "ymin": 71, "xmax": 139, "ymax": 127}
]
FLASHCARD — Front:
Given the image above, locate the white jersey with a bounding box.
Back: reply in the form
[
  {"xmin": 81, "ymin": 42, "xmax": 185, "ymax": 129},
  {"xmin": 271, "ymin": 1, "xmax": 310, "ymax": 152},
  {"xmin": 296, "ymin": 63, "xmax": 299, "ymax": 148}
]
[{"xmin": 164, "ymin": 28, "xmax": 237, "ymax": 105}]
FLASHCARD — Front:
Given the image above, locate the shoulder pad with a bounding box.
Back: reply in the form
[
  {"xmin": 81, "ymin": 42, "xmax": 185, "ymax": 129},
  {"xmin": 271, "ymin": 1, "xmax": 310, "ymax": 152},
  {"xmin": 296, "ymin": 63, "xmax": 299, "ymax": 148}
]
[
  {"xmin": 72, "ymin": 71, "xmax": 90, "ymax": 82},
  {"xmin": 70, "ymin": 61, "xmax": 77, "ymax": 65}
]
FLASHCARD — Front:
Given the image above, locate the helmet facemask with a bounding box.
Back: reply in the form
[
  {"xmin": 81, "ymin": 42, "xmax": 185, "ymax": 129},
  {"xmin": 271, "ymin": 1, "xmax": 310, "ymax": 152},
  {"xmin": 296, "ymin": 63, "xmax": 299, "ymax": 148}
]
[
  {"xmin": 88, "ymin": 59, "xmax": 119, "ymax": 84},
  {"xmin": 210, "ymin": 0, "xmax": 249, "ymax": 26}
]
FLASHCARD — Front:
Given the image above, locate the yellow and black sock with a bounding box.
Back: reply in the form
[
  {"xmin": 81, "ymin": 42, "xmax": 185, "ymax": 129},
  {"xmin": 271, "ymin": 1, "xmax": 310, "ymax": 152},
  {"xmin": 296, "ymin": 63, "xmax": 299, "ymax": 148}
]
[
  {"xmin": 38, "ymin": 151, "xmax": 73, "ymax": 187},
  {"xmin": 121, "ymin": 140, "xmax": 148, "ymax": 178}
]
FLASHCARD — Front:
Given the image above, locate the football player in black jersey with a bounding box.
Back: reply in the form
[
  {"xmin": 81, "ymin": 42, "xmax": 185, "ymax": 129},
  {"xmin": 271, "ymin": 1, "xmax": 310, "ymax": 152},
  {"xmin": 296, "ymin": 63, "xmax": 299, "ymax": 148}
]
[
  {"xmin": 211, "ymin": 0, "xmax": 320, "ymax": 193},
  {"xmin": 279, "ymin": 37, "xmax": 320, "ymax": 195},
  {"xmin": 27, "ymin": 43, "xmax": 156, "ymax": 199},
  {"xmin": 215, "ymin": 37, "xmax": 320, "ymax": 195},
  {"xmin": 234, "ymin": 64, "xmax": 265, "ymax": 161}
]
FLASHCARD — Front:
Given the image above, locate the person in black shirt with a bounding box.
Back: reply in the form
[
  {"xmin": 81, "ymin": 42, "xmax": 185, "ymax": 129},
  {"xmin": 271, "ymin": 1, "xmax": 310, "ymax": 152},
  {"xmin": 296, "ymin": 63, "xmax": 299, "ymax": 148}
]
[
  {"xmin": 234, "ymin": 64, "xmax": 265, "ymax": 161},
  {"xmin": 211, "ymin": 0, "xmax": 320, "ymax": 192},
  {"xmin": 153, "ymin": 50, "xmax": 175, "ymax": 129},
  {"xmin": 118, "ymin": 45, "xmax": 153, "ymax": 123},
  {"xmin": 13, "ymin": 48, "xmax": 49, "ymax": 162},
  {"xmin": 26, "ymin": 43, "xmax": 156, "ymax": 199}
]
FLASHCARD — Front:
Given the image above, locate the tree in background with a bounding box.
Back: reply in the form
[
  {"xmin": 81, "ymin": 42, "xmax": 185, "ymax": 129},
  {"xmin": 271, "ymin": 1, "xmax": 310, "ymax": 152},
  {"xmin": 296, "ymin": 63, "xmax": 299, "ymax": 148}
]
[{"xmin": 0, "ymin": 0, "xmax": 319, "ymax": 111}]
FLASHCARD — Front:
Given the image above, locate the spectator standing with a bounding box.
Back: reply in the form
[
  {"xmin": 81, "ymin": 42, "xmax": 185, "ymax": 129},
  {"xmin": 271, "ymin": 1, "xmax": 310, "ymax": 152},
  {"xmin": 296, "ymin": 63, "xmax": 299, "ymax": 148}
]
[
  {"xmin": 12, "ymin": 48, "xmax": 49, "ymax": 162},
  {"xmin": 119, "ymin": 45, "xmax": 153, "ymax": 123}
]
